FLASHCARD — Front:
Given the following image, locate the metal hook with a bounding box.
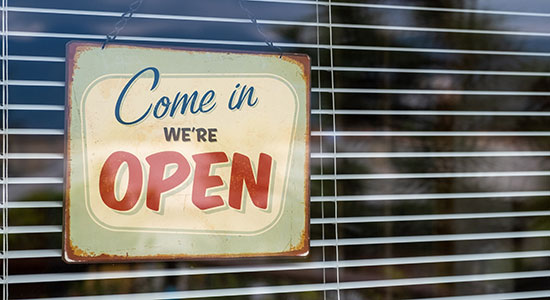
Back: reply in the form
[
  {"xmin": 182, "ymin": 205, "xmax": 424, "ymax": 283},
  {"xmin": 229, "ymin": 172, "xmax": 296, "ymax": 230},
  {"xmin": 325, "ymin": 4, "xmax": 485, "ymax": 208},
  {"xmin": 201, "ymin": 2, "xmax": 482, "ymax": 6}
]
[
  {"xmin": 102, "ymin": 0, "xmax": 144, "ymax": 49},
  {"xmin": 238, "ymin": 0, "xmax": 284, "ymax": 58}
]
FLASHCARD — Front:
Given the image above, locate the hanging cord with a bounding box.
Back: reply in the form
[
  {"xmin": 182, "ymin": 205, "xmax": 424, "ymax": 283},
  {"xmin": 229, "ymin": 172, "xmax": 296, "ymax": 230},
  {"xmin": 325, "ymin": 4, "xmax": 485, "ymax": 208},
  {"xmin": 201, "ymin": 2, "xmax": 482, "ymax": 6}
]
[
  {"xmin": 102, "ymin": 0, "xmax": 144, "ymax": 49},
  {"xmin": 315, "ymin": 0, "xmax": 327, "ymax": 299},
  {"xmin": 2, "ymin": 0, "xmax": 9, "ymax": 298},
  {"xmin": 327, "ymin": 0, "xmax": 341, "ymax": 298},
  {"xmin": 238, "ymin": 0, "xmax": 283, "ymax": 57}
]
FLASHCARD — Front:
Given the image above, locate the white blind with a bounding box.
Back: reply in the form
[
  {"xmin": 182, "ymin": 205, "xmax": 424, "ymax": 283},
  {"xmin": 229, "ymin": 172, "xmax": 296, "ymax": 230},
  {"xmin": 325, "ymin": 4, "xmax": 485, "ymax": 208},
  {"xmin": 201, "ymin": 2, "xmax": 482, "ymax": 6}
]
[{"xmin": 2, "ymin": 0, "xmax": 550, "ymax": 299}]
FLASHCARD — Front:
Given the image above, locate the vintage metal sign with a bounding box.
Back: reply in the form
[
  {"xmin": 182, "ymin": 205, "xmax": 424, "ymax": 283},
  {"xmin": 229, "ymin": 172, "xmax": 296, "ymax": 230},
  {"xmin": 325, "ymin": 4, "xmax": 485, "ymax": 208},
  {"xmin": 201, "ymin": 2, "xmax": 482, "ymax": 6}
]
[{"xmin": 63, "ymin": 42, "xmax": 310, "ymax": 262}]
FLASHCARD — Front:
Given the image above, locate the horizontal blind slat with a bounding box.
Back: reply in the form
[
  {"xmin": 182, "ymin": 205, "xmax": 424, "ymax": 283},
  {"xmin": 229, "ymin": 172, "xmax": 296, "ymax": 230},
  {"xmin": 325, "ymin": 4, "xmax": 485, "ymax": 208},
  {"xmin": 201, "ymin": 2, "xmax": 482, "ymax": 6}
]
[
  {"xmin": 14, "ymin": 79, "xmax": 550, "ymax": 96},
  {"xmin": 6, "ymin": 171, "xmax": 550, "ymax": 186},
  {"xmin": 0, "ymin": 201, "xmax": 62, "ymax": 208},
  {"xmin": 312, "ymin": 231, "xmax": 550, "ymax": 247},
  {"xmin": 6, "ymin": 129, "xmax": 550, "ymax": 136},
  {"xmin": 311, "ymin": 171, "xmax": 550, "ymax": 180},
  {"xmin": 1, "ymin": 151, "xmax": 548, "ymax": 160},
  {"xmin": 311, "ymin": 152, "xmax": 550, "ymax": 158},
  {"xmin": 0, "ymin": 249, "xmax": 61, "ymax": 259},
  {"xmin": 312, "ymin": 211, "xmax": 550, "ymax": 224},
  {"xmin": 19, "ymin": 271, "xmax": 550, "ymax": 300},
  {"xmin": 3, "ymin": 104, "xmax": 65, "ymax": 111},
  {"xmin": 7, "ymin": 103, "xmax": 550, "ymax": 117},
  {"xmin": 7, "ymin": 53, "xmax": 550, "ymax": 77},
  {"xmin": 6, "ymin": 251, "xmax": 550, "ymax": 283},
  {"xmin": 6, "ymin": 228, "xmax": 550, "ymax": 244},
  {"xmin": 0, "ymin": 177, "xmax": 63, "ymax": 184},
  {"xmin": 8, "ymin": 6, "xmax": 550, "ymax": 38},
  {"xmin": 10, "ymin": 79, "xmax": 550, "ymax": 98},
  {"xmin": 312, "ymin": 66, "xmax": 550, "ymax": 76},
  {"xmin": 5, "ymin": 106, "xmax": 550, "ymax": 117},
  {"xmin": 312, "ymin": 131, "xmax": 550, "ymax": 136},
  {"xmin": 0, "ymin": 225, "xmax": 61, "ymax": 234},
  {"xmin": 0, "ymin": 153, "xmax": 63, "ymax": 159},
  {"xmin": 312, "ymin": 191, "xmax": 550, "ymax": 202},
  {"xmin": 2, "ymin": 54, "xmax": 65, "ymax": 62},
  {"xmin": 312, "ymin": 109, "xmax": 550, "ymax": 117},
  {"xmin": 410, "ymin": 290, "xmax": 550, "ymax": 300},
  {"xmin": 313, "ymin": 88, "xmax": 550, "ymax": 95},
  {"xmin": 1, "ymin": 129, "xmax": 64, "ymax": 135},
  {"xmin": 0, "ymin": 80, "xmax": 64, "ymax": 87},
  {"xmin": 4, "ymin": 209, "xmax": 546, "ymax": 223},
  {"xmin": 8, "ymin": 31, "xmax": 550, "ymax": 57},
  {"xmin": 4, "ymin": 248, "xmax": 549, "ymax": 267},
  {"xmin": 249, "ymin": 0, "xmax": 550, "ymax": 18}
]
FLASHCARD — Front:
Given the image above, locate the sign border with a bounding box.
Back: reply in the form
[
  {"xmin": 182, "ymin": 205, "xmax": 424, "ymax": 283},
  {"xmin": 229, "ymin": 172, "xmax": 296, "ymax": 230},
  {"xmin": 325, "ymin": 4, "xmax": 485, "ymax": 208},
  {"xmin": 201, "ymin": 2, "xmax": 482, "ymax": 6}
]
[{"xmin": 63, "ymin": 41, "xmax": 311, "ymax": 262}]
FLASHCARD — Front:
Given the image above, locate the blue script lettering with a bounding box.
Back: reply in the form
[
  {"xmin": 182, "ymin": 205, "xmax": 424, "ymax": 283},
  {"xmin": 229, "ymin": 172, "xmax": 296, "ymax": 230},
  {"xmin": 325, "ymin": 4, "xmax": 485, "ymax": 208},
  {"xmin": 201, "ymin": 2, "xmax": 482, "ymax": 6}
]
[
  {"xmin": 115, "ymin": 66, "xmax": 217, "ymax": 125},
  {"xmin": 228, "ymin": 83, "xmax": 258, "ymax": 110},
  {"xmin": 115, "ymin": 67, "xmax": 158, "ymax": 125}
]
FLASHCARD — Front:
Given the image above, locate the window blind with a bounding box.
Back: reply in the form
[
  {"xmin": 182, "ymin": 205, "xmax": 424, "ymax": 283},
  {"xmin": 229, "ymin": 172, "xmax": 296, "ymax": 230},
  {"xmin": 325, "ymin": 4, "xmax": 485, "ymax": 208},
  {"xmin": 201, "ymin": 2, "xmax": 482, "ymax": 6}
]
[{"xmin": 2, "ymin": 0, "xmax": 550, "ymax": 299}]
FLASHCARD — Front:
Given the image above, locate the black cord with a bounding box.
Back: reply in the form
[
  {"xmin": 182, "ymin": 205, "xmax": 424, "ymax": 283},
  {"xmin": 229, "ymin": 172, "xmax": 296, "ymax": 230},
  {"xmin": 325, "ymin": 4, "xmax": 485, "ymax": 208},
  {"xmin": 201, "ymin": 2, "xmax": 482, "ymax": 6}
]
[
  {"xmin": 238, "ymin": 0, "xmax": 284, "ymax": 57},
  {"xmin": 102, "ymin": 0, "xmax": 144, "ymax": 49}
]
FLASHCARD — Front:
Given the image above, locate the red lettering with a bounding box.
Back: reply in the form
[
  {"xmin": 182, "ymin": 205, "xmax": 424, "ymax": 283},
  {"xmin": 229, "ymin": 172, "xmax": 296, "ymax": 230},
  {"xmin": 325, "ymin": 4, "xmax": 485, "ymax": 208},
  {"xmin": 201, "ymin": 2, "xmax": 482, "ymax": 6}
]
[
  {"xmin": 192, "ymin": 152, "xmax": 228, "ymax": 210},
  {"xmin": 99, "ymin": 151, "xmax": 143, "ymax": 211},
  {"xmin": 99, "ymin": 150, "xmax": 274, "ymax": 213},
  {"xmin": 146, "ymin": 151, "xmax": 191, "ymax": 211},
  {"xmin": 229, "ymin": 153, "xmax": 272, "ymax": 210}
]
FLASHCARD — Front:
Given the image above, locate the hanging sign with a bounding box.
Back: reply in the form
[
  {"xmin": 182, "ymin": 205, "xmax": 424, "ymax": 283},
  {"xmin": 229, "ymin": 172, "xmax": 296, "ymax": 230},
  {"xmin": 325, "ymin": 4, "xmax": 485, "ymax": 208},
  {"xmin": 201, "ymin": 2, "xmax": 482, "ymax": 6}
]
[{"xmin": 63, "ymin": 42, "xmax": 310, "ymax": 262}]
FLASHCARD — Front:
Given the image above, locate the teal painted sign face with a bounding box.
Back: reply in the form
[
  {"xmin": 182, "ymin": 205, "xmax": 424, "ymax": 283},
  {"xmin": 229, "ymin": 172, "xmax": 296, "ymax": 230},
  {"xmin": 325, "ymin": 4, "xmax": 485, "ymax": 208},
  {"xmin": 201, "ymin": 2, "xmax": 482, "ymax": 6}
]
[{"xmin": 63, "ymin": 42, "xmax": 310, "ymax": 262}]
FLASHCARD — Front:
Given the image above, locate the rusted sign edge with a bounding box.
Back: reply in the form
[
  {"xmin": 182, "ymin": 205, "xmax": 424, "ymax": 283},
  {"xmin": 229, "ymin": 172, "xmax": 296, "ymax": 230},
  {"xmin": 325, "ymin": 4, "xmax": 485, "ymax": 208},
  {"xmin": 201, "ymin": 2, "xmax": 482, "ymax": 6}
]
[
  {"xmin": 62, "ymin": 41, "xmax": 76, "ymax": 264},
  {"xmin": 62, "ymin": 41, "xmax": 311, "ymax": 263}
]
